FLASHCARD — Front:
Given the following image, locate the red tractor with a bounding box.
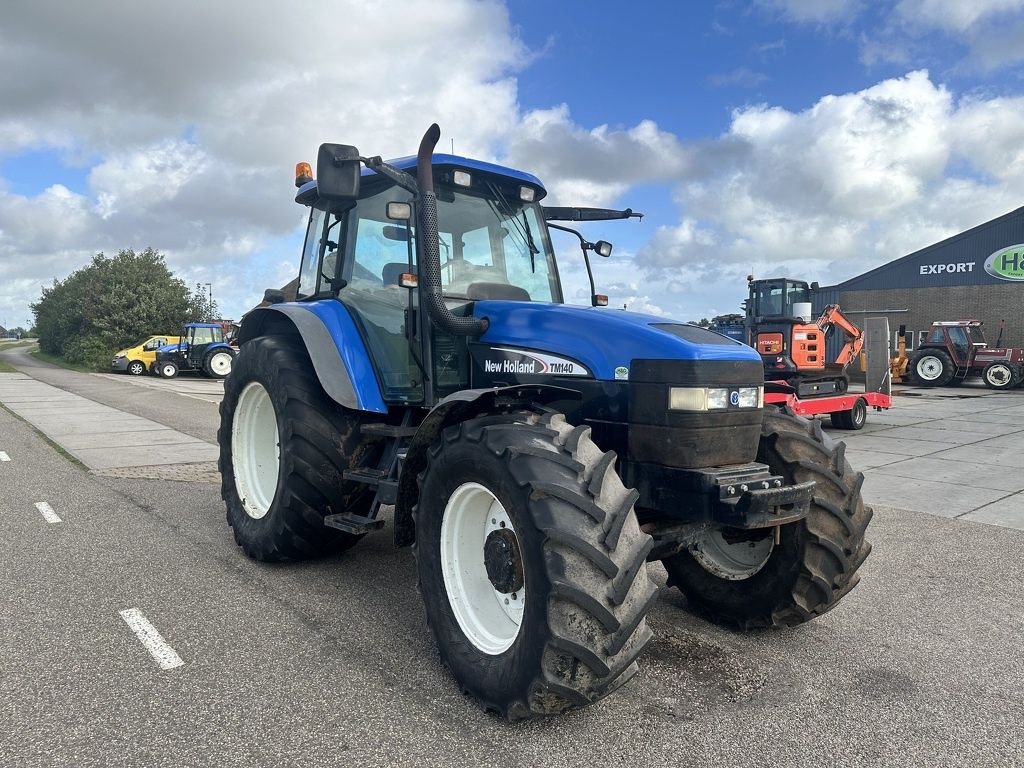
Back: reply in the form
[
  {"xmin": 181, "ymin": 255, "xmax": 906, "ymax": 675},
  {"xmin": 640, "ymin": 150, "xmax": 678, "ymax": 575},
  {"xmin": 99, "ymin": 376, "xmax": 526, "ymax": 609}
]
[{"xmin": 907, "ymin": 320, "xmax": 1024, "ymax": 389}]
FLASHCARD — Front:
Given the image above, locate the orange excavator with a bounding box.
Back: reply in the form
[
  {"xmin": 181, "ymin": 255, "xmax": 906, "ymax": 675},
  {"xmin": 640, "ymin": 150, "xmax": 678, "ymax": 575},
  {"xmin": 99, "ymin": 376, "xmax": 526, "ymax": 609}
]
[{"xmin": 744, "ymin": 276, "xmax": 864, "ymax": 396}]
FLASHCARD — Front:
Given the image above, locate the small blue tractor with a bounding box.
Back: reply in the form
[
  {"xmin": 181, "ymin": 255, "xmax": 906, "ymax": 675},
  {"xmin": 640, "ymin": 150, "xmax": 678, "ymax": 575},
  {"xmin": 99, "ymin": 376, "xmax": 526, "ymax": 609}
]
[
  {"xmin": 154, "ymin": 322, "xmax": 236, "ymax": 379},
  {"xmin": 218, "ymin": 125, "xmax": 871, "ymax": 720}
]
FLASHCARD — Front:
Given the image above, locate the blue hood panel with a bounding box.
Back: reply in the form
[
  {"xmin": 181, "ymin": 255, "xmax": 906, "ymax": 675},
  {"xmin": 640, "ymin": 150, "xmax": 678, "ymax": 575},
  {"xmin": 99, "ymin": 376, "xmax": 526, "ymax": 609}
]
[{"xmin": 473, "ymin": 302, "xmax": 760, "ymax": 380}]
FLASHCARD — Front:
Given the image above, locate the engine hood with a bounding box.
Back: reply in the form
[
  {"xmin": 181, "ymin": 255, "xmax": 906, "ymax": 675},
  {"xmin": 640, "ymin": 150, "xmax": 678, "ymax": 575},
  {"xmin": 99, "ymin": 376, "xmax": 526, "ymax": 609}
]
[{"xmin": 472, "ymin": 301, "xmax": 759, "ymax": 380}]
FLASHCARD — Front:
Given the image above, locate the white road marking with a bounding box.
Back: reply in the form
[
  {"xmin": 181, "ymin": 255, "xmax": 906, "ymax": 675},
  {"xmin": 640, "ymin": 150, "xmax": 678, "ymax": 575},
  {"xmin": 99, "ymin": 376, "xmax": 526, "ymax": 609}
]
[
  {"xmin": 0, "ymin": 451, "xmax": 10, "ymax": 461},
  {"xmin": 119, "ymin": 608, "xmax": 184, "ymax": 670},
  {"xmin": 34, "ymin": 501, "xmax": 61, "ymax": 524}
]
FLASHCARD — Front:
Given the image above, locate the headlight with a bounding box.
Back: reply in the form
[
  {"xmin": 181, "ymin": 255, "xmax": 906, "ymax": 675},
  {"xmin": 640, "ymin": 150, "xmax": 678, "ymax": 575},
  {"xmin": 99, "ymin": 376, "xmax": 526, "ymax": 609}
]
[
  {"xmin": 737, "ymin": 386, "xmax": 763, "ymax": 408},
  {"xmin": 706, "ymin": 388, "xmax": 729, "ymax": 410},
  {"xmin": 115, "ymin": 353, "xmax": 126, "ymax": 359},
  {"xmin": 669, "ymin": 386, "xmax": 763, "ymax": 411}
]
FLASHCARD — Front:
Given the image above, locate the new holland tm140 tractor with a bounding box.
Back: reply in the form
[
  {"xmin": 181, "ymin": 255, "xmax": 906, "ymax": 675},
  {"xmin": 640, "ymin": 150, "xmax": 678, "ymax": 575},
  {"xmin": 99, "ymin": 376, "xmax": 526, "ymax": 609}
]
[{"xmin": 218, "ymin": 124, "xmax": 871, "ymax": 720}]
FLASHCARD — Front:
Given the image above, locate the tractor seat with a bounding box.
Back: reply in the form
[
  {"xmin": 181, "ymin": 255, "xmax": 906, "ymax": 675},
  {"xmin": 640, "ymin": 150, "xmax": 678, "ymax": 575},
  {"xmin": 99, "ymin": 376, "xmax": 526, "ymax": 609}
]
[
  {"xmin": 466, "ymin": 282, "xmax": 531, "ymax": 301},
  {"xmin": 381, "ymin": 262, "xmax": 416, "ymax": 286}
]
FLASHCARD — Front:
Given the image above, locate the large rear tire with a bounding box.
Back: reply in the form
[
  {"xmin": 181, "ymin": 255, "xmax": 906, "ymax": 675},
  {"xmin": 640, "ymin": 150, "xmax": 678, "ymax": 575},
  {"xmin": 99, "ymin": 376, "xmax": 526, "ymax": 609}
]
[
  {"xmin": 203, "ymin": 348, "xmax": 235, "ymax": 379},
  {"xmin": 218, "ymin": 336, "xmax": 380, "ymax": 561},
  {"xmin": 414, "ymin": 409, "xmax": 657, "ymax": 720},
  {"xmin": 663, "ymin": 408, "xmax": 872, "ymax": 628},
  {"xmin": 908, "ymin": 349, "xmax": 954, "ymax": 386}
]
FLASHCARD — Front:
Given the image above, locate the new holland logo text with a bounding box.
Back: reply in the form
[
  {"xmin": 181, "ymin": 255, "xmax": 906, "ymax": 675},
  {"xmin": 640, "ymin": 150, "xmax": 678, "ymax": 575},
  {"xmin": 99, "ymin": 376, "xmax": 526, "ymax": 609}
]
[
  {"xmin": 484, "ymin": 358, "xmax": 537, "ymax": 374},
  {"xmin": 482, "ymin": 348, "xmax": 590, "ymax": 377}
]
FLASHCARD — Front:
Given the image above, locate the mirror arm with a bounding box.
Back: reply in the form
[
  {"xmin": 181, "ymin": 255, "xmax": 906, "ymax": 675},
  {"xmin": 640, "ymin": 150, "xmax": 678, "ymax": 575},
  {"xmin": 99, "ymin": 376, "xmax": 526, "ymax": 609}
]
[
  {"xmin": 548, "ymin": 222, "xmax": 599, "ymax": 305},
  {"xmin": 361, "ymin": 156, "xmax": 420, "ymax": 194}
]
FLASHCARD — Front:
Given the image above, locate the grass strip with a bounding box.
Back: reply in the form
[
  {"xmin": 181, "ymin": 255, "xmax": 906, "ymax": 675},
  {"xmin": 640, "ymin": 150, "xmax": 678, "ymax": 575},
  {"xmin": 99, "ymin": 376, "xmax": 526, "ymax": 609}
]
[{"xmin": 29, "ymin": 349, "xmax": 97, "ymax": 373}]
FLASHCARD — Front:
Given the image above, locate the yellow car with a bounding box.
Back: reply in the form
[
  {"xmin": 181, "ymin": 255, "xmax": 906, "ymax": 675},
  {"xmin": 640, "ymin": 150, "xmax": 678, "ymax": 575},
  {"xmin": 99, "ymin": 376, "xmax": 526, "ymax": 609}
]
[{"xmin": 111, "ymin": 335, "xmax": 181, "ymax": 376}]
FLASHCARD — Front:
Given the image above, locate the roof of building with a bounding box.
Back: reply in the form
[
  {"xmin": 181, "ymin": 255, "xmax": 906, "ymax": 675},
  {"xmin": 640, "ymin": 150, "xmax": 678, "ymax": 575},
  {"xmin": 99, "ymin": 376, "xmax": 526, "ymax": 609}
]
[{"xmin": 823, "ymin": 206, "xmax": 1024, "ymax": 291}]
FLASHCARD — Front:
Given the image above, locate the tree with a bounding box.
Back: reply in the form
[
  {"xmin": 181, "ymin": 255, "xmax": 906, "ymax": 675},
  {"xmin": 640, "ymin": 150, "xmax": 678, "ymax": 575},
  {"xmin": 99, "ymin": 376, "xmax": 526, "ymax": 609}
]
[
  {"xmin": 31, "ymin": 248, "xmax": 198, "ymax": 368},
  {"xmin": 188, "ymin": 283, "xmax": 219, "ymax": 323}
]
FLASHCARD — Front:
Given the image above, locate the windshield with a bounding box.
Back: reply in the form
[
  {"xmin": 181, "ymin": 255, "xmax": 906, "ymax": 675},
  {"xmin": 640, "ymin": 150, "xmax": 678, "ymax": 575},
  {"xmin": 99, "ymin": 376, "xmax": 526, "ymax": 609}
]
[{"xmin": 436, "ymin": 187, "xmax": 560, "ymax": 303}]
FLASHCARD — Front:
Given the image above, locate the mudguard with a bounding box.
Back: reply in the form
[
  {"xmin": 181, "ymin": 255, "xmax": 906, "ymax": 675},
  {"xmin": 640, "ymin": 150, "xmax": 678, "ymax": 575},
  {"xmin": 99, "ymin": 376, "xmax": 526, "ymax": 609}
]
[
  {"xmin": 239, "ymin": 303, "xmax": 387, "ymax": 413},
  {"xmin": 393, "ymin": 384, "xmax": 581, "ymax": 546}
]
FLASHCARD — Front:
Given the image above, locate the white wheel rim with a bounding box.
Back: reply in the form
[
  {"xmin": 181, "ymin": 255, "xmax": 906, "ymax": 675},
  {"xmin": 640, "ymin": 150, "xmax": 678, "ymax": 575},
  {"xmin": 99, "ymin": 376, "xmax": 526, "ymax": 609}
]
[
  {"xmin": 440, "ymin": 482, "xmax": 524, "ymax": 655},
  {"xmin": 161, "ymin": 364, "xmax": 176, "ymax": 377},
  {"xmin": 690, "ymin": 529, "xmax": 774, "ymax": 580},
  {"xmin": 987, "ymin": 365, "xmax": 1011, "ymax": 386},
  {"xmin": 231, "ymin": 381, "xmax": 281, "ymax": 520},
  {"xmin": 916, "ymin": 356, "xmax": 943, "ymax": 381},
  {"xmin": 210, "ymin": 351, "xmax": 232, "ymax": 376},
  {"xmin": 129, "ymin": 361, "xmax": 144, "ymax": 375}
]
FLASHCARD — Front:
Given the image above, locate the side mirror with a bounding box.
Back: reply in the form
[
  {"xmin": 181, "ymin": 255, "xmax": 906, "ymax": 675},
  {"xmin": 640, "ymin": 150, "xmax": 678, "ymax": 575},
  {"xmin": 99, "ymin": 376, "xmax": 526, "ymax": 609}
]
[
  {"xmin": 316, "ymin": 143, "xmax": 361, "ymax": 202},
  {"xmin": 263, "ymin": 288, "xmax": 286, "ymax": 304},
  {"xmin": 594, "ymin": 240, "xmax": 613, "ymax": 258}
]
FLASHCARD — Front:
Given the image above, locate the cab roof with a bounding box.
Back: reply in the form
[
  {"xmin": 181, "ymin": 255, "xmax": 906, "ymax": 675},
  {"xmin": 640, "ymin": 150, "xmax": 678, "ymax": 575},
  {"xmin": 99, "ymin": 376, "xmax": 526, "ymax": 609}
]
[{"xmin": 296, "ymin": 153, "xmax": 546, "ymax": 204}]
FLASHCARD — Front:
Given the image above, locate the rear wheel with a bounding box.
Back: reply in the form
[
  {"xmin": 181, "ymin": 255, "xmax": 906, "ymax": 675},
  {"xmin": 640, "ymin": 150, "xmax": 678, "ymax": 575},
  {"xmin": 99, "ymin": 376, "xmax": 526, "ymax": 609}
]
[
  {"xmin": 415, "ymin": 409, "xmax": 657, "ymax": 720},
  {"xmin": 982, "ymin": 362, "xmax": 1018, "ymax": 390},
  {"xmin": 908, "ymin": 349, "xmax": 954, "ymax": 386},
  {"xmin": 829, "ymin": 397, "xmax": 867, "ymax": 430},
  {"xmin": 218, "ymin": 335, "xmax": 380, "ymax": 561},
  {"xmin": 204, "ymin": 348, "xmax": 235, "ymax": 379},
  {"xmin": 663, "ymin": 408, "xmax": 872, "ymax": 628},
  {"xmin": 127, "ymin": 360, "xmax": 146, "ymax": 376}
]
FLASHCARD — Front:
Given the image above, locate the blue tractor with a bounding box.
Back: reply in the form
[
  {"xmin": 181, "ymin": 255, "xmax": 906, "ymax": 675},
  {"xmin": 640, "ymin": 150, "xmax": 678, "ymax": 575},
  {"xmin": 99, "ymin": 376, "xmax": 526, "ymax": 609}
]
[
  {"xmin": 218, "ymin": 125, "xmax": 871, "ymax": 720},
  {"xmin": 154, "ymin": 322, "xmax": 236, "ymax": 380}
]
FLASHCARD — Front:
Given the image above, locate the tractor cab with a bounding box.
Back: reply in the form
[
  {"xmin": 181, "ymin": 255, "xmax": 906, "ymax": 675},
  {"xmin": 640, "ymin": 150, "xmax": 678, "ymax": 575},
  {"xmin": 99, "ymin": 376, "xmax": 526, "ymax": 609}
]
[
  {"xmin": 290, "ymin": 155, "xmax": 560, "ymax": 404},
  {"xmin": 921, "ymin": 320, "xmax": 987, "ymax": 367},
  {"xmin": 746, "ymin": 277, "xmax": 813, "ymax": 321}
]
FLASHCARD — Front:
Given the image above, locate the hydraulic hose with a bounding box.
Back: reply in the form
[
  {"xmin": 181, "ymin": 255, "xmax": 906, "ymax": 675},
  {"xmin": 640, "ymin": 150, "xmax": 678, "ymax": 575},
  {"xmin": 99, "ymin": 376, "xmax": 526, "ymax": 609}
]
[{"xmin": 416, "ymin": 123, "xmax": 489, "ymax": 337}]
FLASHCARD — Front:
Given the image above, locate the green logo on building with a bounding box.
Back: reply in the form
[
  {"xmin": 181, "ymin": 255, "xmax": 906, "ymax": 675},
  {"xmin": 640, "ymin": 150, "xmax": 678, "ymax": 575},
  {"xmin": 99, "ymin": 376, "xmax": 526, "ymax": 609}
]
[{"xmin": 984, "ymin": 244, "xmax": 1024, "ymax": 280}]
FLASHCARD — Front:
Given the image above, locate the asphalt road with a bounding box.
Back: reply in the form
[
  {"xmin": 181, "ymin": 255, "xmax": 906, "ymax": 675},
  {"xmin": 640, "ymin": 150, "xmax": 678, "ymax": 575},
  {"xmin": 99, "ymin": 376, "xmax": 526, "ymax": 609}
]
[{"xmin": 1, "ymin": 349, "xmax": 1023, "ymax": 767}]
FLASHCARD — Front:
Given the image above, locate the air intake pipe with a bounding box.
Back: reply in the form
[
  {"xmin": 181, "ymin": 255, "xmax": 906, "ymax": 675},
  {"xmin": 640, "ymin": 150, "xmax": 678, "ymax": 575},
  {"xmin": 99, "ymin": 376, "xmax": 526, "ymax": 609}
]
[{"xmin": 416, "ymin": 124, "xmax": 489, "ymax": 336}]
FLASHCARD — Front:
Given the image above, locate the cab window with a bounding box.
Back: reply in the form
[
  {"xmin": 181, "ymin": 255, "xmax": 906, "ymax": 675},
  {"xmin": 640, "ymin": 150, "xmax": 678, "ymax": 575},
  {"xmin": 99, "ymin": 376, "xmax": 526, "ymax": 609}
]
[
  {"xmin": 298, "ymin": 207, "xmax": 328, "ymax": 298},
  {"xmin": 192, "ymin": 327, "xmax": 215, "ymax": 345}
]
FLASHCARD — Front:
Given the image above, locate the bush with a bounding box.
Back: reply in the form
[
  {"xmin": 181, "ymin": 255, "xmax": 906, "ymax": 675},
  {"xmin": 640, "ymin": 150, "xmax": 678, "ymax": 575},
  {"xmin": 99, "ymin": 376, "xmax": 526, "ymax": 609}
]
[{"xmin": 62, "ymin": 335, "xmax": 115, "ymax": 371}]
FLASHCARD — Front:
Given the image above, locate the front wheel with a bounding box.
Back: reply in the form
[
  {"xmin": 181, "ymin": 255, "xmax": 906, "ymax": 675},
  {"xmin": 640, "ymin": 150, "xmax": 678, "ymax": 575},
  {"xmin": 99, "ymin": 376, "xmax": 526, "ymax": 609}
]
[
  {"xmin": 415, "ymin": 409, "xmax": 657, "ymax": 720},
  {"xmin": 156, "ymin": 361, "xmax": 179, "ymax": 379},
  {"xmin": 218, "ymin": 336, "xmax": 380, "ymax": 561},
  {"xmin": 127, "ymin": 360, "xmax": 146, "ymax": 376},
  {"xmin": 982, "ymin": 362, "xmax": 1019, "ymax": 390},
  {"xmin": 663, "ymin": 408, "xmax": 872, "ymax": 628}
]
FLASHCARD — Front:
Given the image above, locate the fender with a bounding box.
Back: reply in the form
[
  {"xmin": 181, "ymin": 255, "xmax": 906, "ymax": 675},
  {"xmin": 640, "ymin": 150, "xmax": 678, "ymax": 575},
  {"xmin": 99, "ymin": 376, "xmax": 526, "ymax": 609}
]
[
  {"xmin": 239, "ymin": 303, "xmax": 387, "ymax": 413},
  {"xmin": 393, "ymin": 384, "xmax": 581, "ymax": 547}
]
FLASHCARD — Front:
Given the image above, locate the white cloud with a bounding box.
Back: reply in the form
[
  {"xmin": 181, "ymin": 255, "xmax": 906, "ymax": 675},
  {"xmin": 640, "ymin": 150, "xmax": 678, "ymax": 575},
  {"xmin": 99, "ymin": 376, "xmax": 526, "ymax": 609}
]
[
  {"xmin": 893, "ymin": 0, "xmax": 1024, "ymax": 33},
  {"xmin": 0, "ymin": 0, "xmax": 528, "ymax": 323},
  {"xmin": 607, "ymin": 70, "xmax": 1024, "ymax": 320},
  {"xmin": 504, "ymin": 106, "xmax": 688, "ymax": 208},
  {"xmin": 755, "ymin": 0, "xmax": 864, "ymax": 25}
]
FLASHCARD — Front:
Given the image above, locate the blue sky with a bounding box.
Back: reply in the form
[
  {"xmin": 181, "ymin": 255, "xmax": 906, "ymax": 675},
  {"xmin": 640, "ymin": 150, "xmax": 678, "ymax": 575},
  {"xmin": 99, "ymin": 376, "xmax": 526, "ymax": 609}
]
[{"xmin": 3, "ymin": 0, "xmax": 1024, "ymax": 330}]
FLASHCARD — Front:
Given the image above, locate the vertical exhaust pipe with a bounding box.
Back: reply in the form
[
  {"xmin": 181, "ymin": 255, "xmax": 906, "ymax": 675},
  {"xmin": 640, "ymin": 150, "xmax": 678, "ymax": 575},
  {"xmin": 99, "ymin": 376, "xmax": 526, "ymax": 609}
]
[{"xmin": 416, "ymin": 124, "xmax": 489, "ymax": 336}]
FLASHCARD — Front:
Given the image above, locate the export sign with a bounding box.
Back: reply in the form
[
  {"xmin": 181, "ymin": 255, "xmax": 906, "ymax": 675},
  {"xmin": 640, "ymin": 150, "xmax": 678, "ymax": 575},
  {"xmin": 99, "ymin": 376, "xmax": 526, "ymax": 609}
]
[{"xmin": 984, "ymin": 244, "xmax": 1024, "ymax": 281}]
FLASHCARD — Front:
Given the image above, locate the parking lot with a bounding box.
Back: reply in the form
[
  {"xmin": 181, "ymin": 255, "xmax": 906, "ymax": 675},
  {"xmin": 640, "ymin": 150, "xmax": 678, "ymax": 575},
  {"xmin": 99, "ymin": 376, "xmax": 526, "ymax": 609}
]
[{"xmin": 1, "ymin": 346, "xmax": 1023, "ymax": 767}]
